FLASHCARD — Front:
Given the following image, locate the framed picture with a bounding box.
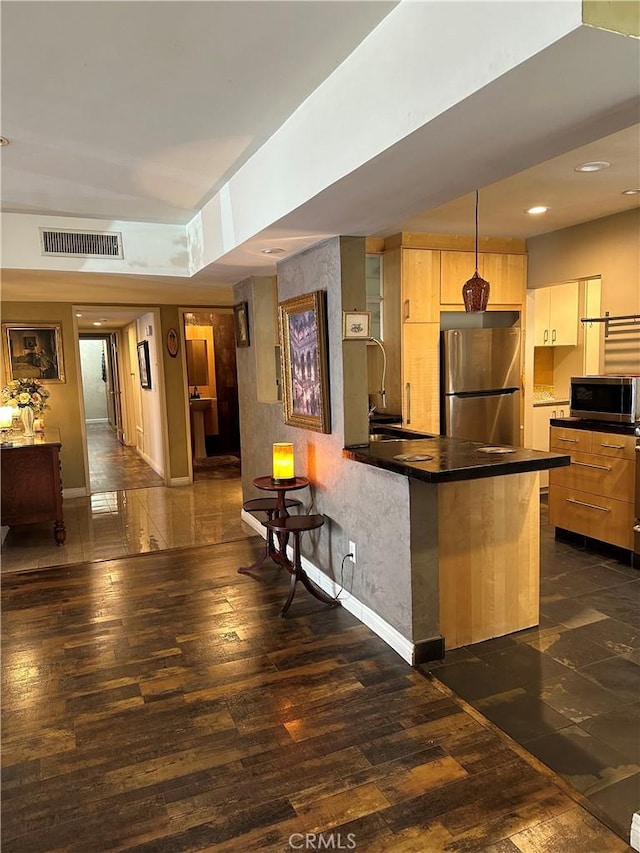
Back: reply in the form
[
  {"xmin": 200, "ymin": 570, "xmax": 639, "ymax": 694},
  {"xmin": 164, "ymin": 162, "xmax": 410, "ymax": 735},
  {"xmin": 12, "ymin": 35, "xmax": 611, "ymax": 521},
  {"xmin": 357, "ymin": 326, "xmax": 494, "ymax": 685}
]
[
  {"xmin": 2, "ymin": 322, "xmax": 65, "ymax": 383},
  {"xmin": 137, "ymin": 340, "xmax": 152, "ymax": 389},
  {"xmin": 278, "ymin": 290, "xmax": 330, "ymax": 433},
  {"xmin": 233, "ymin": 301, "xmax": 250, "ymax": 348},
  {"xmin": 342, "ymin": 311, "xmax": 371, "ymax": 340},
  {"xmin": 166, "ymin": 327, "xmax": 179, "ymax": 358}
]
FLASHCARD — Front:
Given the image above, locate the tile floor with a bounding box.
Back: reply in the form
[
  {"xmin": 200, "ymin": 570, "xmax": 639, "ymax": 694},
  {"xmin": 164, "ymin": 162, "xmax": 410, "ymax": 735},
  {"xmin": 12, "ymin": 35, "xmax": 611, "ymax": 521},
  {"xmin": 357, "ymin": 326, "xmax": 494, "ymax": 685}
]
[
  {"xmin": 1, "ymin": 423, "xmax": 253, "ymax": 574},
  {"xmin": 2, "ymin": 428, "xmax": 638, "ymax": 845},
  {"xmin": 422, "ymin": 499, "xmax": 640, "ymax": 843}
]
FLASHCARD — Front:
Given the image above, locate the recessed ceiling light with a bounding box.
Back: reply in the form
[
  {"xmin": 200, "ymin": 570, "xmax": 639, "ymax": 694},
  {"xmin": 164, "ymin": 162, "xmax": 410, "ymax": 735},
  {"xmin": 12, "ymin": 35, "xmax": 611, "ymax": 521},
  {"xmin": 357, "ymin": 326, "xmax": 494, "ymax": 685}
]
[
  {"xmin": 574, "ymin": 160, "xmax": 610, "ymax": 173},
  {"xmin": 261, "ymin": 247, "xmax": 285, "ymax": 255},
  {"xmin": 526, "ymin": 206, "xmax": 549, "ymax": 215},
  {"xmin": 0, "ymin": 137, "xmax": 10, "ymax": 147},
  {"xmin": 621, "ymin": 188, "xmax": 640, "ymax": 195},
  {"xmin": 75, "ymin": 313, "xmax": 82, "ymax": 318},
  {"xmin": 92, "ymin": 321, "xmax": 102, "ymax": 326}
]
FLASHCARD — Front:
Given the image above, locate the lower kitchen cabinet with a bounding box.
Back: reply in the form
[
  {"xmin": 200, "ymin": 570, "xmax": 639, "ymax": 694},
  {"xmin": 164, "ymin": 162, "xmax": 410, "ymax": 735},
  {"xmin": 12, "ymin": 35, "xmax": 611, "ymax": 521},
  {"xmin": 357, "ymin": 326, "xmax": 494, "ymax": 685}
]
[{"xmin": 549, "ymin": 425, "xmax": 635, "ymax": 550}]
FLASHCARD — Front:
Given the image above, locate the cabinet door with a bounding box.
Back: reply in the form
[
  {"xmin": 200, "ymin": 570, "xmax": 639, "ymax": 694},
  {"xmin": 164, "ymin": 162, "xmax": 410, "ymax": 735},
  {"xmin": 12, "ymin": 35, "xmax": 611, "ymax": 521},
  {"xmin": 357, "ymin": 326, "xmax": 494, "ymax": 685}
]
[
  {"xmin": 531, "ymin": 406, "xmax": 552, "ymax": 451},
  {"xmin": 403, "ymin": 323, "xmax": 440, "ymax": 433},
  {"xmin": 440, "ymin": 251, "xmax": 477, "ymax": 305},
  {"xmin": 481, "ymin": 253, "xmax": 526, "ymax": 305},
  {"xmin": 549, "ymin": 282, "xmax": 579, "ymax": 346},
  {"xmin": 401, "ymin": 249, "xmax": 440, "ymax": 322},
  {"xmin": 534, "ymin": 287, "xmax": 551, "ymax": 346}
]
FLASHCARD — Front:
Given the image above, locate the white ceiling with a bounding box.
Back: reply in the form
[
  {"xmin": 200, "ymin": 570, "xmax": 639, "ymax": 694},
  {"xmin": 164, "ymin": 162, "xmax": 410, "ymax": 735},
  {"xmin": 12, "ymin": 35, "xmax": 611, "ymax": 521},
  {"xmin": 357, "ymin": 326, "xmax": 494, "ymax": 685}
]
[{"xmin": 1, "ymin": 0, "xmax": 639, "ymax": 301}]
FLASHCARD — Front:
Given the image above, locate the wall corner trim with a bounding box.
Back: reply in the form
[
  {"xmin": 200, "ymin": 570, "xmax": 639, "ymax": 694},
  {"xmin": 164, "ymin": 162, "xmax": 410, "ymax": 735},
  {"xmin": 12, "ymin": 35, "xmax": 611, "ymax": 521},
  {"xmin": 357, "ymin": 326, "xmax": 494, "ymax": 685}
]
[
  {"xmin": 240, "ymin": 509, "xmax": 416, "ymax": 665},
  {"xmin": 169, "ymin": 477, "xmax": 191, "ymax": 487}
]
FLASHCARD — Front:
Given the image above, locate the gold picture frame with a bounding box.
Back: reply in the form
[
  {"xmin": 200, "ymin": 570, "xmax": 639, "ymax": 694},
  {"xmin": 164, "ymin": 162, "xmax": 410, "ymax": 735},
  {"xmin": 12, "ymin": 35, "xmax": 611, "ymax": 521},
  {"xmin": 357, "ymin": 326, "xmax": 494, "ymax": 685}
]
[
  {"xmin": 2, "ymin": 322, "xmax": 65, "ymax": 383},
  {"xmin": 278, "ymin": 290, "xmax": 331, "ymax": 433}
]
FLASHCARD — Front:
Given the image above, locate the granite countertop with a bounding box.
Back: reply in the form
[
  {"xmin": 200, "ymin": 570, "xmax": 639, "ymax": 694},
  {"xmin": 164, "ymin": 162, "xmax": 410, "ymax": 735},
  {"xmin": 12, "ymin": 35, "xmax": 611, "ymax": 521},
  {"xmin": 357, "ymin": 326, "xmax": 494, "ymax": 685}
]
[
  {"xmin": 344, "ymin": 427, "xmax": 570, "ymax": 484},
  {"xmin": 549, "ymin": 417, "xmax": 639, "ymax": 436}
]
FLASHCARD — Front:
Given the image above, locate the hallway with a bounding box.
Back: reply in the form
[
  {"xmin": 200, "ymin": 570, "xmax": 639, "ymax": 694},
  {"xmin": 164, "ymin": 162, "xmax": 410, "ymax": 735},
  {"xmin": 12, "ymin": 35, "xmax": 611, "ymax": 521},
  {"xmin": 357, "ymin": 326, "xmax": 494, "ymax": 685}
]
[{"xmin": 1, "ymin": 424, "xmax": 251, "ymax": 575}]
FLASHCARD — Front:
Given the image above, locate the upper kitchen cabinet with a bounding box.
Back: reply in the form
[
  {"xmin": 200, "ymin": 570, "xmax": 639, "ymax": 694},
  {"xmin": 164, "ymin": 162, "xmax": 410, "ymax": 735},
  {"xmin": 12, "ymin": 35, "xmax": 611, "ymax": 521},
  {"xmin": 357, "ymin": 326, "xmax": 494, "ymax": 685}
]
[
  {"xmin": 401, "ymin": 249, "xmax": 440, "ymax": 323},
  {"xmin": 441, "ymin": 251, "xmax": 527, "ymax": 307},
  {"xmin": 534, "ymin": 281, "xmax": 579, "ymax": 347}
]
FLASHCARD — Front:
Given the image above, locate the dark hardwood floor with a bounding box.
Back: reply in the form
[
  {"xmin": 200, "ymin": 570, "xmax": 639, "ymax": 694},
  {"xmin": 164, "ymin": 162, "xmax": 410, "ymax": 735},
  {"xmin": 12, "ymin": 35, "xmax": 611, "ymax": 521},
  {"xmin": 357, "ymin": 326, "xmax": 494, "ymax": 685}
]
[{"xmin": 1, "ymin": 537, "xmax": 630, "ymax": 852}]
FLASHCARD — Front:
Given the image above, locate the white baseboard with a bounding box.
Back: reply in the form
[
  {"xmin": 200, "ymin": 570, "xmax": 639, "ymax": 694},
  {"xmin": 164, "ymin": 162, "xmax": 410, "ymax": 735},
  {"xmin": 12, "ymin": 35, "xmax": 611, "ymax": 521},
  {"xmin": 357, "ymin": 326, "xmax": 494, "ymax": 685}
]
[
  {"xmin": 240, "ymin": 509, "xmax": 414, "ymax": 665},
  {"xmin": 63, "ymin": 487, "xmax": 88, "ymax": 498},
  {"xmin": 85, "ymin": 418, "xmax": 109, "ymax": 424},
  {"xmin": 138, "ymin": 449, "xmax": 164, "ymax": 479}
]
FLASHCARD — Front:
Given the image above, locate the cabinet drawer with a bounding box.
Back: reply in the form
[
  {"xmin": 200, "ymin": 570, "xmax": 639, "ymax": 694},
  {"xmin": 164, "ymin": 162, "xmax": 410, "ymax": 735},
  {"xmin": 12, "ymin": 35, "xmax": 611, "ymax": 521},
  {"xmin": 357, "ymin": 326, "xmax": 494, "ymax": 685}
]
[
  {"xmin": 549, "ymin": 485, "xmax": 634, "ymax": 550},
  {"xmin": 549, "ymin": 426, "xmax": 591, "ymax": 454},
  {"xmin": 549, "ymin": 451, "xmax": 635, "ymax": 501},
  {"xmin": 590, "ymin": 431, "xmax": 635, "ymax": 461}
]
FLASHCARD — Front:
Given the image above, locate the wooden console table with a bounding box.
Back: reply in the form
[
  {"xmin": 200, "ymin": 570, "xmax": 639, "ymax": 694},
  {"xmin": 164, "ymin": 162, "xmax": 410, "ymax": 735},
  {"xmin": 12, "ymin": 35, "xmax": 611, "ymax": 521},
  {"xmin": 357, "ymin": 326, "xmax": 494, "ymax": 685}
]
[{"xmin": 1, "ymin": 427, "xmax": 66, "ymax": 544}]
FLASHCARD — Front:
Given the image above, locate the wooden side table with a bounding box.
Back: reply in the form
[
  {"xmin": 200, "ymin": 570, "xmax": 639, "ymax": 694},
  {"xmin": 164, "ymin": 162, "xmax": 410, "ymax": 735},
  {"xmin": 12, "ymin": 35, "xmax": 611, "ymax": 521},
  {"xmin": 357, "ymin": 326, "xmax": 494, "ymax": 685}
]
[{"xmin": 239, "ymin": 476, "xmax": 309, "ymax": 574}]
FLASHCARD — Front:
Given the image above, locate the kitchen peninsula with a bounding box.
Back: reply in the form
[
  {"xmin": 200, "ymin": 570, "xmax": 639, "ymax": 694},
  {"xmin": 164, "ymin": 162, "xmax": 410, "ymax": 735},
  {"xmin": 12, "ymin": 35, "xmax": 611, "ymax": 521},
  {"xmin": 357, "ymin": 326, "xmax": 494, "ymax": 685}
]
[{"xmin": 344, "ymin": 428, "xmax": 570, "ymax": 655}]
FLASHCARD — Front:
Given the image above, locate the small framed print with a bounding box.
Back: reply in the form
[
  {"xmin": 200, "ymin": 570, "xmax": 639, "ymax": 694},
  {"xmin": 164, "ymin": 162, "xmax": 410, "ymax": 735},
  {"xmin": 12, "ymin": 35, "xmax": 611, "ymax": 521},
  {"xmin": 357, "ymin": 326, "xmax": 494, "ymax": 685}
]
[
  {"xmin": 137, "ymin": 340, "xmax": 152, "ymax": 389},
  {"xmin": 233, "ymin": 302, "xmax": 250, "ymax": 348},
  {"xmin": 342, "ymin": 311, "xmax": 371, "ymax": 340}
]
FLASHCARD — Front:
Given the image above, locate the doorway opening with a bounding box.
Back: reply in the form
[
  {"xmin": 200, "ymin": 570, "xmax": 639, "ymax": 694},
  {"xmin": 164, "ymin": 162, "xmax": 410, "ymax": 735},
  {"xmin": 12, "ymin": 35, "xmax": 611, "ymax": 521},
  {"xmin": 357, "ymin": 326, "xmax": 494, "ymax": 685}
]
[
  {"xmin": 183, "ymin": 310, "xmax": 241, "ymax": 481},
  {"xmin": 79, "ymin": 333, "xmax": 163, "ymax": 493}
]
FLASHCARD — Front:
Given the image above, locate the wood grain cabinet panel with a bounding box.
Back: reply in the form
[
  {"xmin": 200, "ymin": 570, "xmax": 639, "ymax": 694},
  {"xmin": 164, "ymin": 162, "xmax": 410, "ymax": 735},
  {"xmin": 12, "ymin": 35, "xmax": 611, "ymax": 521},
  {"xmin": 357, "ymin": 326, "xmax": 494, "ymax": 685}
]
[
  {"xmin": 440, "ymin": 251, "xmax": 477, "ymax": 305},
  {"xmin": 402, "ymin": 322, "xmax": 440, "ymax": 434},
  {"xmin": 401, "ymin": 249, "xmax": 440, "ymax": 323},
  {"xmin": 548, "ymin": 425, "xmax": 635, "ymax": 550},
  {"xmin": 440, "ymin": 251, "xmax": 526, "ymax": 306},
  {"xmin": 549, "ymin": 485, "xmax": 634, "ymax": 550},
  {"xmin": 549, "ymin": 451, "xmax": 634, "ymax": 500}
]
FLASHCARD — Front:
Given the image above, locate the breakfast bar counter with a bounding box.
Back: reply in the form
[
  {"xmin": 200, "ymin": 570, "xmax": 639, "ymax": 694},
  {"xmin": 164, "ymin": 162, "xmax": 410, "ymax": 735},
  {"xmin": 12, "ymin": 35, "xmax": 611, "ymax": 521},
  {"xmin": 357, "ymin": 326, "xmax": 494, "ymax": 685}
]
[{"xmin": 344, "ymin": 428, "xmax": 570, "ymax": 656}]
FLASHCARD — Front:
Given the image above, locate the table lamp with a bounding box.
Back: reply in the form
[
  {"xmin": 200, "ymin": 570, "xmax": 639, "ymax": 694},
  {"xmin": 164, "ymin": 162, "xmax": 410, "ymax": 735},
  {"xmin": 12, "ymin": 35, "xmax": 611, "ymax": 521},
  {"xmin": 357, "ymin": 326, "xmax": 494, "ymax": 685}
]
[
  {"xmin": 0, "ymin": 406, "xmax": 14, "ymax": 442},
  {"xmin": 272, "ymin": 442, "xmax": 295, "ymax": 484}
]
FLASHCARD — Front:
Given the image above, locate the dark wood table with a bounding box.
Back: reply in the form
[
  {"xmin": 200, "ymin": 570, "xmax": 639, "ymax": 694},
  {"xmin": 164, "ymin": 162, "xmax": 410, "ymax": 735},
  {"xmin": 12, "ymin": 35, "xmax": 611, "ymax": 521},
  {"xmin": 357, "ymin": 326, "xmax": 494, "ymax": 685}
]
[
  {"xmin": 239, "ymin": 476, "xmax": 309, "ymax": 574},
  {"xmin": 1, "ymin": 427, "xmax": 66, "ymax": 544}
]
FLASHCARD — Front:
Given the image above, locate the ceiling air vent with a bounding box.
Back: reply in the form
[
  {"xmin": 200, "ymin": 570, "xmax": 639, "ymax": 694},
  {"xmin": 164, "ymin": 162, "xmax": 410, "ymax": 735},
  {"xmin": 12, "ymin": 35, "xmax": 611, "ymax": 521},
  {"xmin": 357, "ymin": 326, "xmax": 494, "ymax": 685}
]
[{"xmin": 40, "ymin": 228, "xmax": 123, "ymax": 259}]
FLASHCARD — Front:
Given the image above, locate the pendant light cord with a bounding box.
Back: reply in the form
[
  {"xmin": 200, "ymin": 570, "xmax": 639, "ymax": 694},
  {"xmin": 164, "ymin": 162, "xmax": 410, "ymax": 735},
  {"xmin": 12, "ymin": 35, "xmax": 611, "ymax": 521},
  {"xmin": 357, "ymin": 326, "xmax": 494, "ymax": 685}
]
[{"xmin": 475, "ymin": 189, "xmax": 479, "ymax": 272}]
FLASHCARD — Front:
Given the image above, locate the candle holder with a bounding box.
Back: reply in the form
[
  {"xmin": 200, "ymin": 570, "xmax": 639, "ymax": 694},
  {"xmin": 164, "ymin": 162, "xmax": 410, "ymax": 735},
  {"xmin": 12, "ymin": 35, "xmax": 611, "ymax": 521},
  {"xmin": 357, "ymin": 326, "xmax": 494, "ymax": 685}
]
[{"xmin": 271, "ymin": 442, "xmax": 295, "ymax": 484}]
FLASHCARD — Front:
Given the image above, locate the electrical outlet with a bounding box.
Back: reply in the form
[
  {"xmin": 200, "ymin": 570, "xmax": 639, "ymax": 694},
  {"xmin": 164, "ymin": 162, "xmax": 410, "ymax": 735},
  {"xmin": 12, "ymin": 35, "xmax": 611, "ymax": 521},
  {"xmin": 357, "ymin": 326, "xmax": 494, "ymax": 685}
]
[{"xmin": 348, "ymin": 540, "xmax": 357, "ymax": 564}]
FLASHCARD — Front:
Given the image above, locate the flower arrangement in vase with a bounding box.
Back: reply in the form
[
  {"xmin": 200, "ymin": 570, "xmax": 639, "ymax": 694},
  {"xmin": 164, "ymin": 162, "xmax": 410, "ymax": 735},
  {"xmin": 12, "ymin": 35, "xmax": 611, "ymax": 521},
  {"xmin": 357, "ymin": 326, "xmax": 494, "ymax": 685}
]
[{"xmin": 1, "ymin": 378, "xmax": 50, "ymax": 436}]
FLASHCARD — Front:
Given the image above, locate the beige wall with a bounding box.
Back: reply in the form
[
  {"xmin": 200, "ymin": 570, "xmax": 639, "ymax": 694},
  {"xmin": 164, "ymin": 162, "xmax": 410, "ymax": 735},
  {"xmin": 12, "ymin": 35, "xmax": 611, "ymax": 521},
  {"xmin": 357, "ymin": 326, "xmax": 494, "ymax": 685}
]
[
  {"xmin": 583, "ymin": 0, "xmax": 640, "ymax": 37},
  {"xmin": 1, "ymin": 302, "xmax": 87, "ymax": 490},
  {"xmin": 527, "ymin": 208, "xmax": 640, "ymax": 316},
  {"xmin": 1, "ymin": 300, "xmax": 193, "ymax": 489}
]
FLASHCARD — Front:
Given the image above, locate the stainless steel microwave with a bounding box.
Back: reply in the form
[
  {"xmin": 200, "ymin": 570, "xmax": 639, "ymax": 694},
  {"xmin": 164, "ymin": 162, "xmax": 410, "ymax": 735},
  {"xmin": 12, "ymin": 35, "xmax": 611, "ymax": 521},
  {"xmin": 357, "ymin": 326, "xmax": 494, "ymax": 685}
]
[{"xmin": 570, "ymin": 376, "xmax": 640, "ymax": 424}]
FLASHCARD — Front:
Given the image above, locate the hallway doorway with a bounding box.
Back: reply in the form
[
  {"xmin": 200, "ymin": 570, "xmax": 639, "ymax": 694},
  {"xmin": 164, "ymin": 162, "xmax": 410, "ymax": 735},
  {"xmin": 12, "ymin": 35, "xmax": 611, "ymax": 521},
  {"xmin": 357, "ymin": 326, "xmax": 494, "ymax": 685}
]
[{"xmin": 79, "ymin": 334, "xmax": 163, "ymax": 493}]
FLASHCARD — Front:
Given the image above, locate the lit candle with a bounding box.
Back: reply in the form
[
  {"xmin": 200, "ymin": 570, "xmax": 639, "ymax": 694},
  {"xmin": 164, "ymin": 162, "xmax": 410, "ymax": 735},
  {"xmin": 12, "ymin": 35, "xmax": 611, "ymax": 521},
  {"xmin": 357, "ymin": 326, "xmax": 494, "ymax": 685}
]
[
  {"xmin": 272, "ymin": 442, "xmax": 295, "ymax": 483},
  {"xmin": 0, "ymin": 406, "xmax": 14, "ymax": 429}
]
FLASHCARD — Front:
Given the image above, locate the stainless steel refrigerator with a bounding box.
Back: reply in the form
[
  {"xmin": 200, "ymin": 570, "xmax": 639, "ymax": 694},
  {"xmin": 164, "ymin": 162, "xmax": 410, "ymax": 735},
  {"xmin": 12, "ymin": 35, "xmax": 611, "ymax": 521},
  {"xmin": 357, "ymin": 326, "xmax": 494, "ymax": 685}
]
[{"xmin": 442, "ymin": 327, "xmax": 521, "ymax": 445}]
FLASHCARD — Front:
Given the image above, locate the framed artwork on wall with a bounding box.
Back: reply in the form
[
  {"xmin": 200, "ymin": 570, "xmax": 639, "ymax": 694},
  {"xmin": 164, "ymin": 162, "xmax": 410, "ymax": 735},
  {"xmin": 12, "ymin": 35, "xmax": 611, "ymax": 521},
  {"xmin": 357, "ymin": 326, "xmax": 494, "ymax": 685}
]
[
  {"xmin": 342, "ymin": 311, "xmax": 371, "ymax": 340},
  {"xmin": 137, "ymin": 340, "xmax": 152, "ymax": 389},
  {"xmin": 2, "ymin": 322, "xmax": 65, "ymax": 383},
  {"xmin": 278, "ymin": 290, "xmax": 331, "ymax": 433},
  {"xmin": 233, "ymin": 302, "xmax": 250, "ymax": 348}
]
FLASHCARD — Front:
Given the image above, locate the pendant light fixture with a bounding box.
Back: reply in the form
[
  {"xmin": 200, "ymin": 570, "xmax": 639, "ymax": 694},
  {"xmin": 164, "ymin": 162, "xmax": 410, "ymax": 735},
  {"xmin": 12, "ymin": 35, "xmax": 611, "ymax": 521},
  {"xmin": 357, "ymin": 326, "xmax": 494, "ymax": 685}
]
[{"xmin": 462, "ymin": 189, "xmax": 490, "ymax": 312}]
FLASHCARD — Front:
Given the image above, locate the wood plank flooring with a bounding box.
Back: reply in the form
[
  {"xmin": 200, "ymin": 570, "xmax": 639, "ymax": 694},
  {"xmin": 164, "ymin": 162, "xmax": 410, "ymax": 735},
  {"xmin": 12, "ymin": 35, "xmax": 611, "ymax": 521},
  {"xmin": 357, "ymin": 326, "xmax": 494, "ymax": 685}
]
[{"xmin": 1, "ymin": 538, "xmax": 631, "ymax": 852}]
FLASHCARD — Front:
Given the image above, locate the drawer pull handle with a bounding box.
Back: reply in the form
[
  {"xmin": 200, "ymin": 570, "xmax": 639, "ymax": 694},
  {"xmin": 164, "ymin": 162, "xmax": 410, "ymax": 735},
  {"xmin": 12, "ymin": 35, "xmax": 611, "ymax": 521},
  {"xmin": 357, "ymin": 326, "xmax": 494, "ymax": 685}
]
[
  {"xmin": 571, "ymin": 461, "xmax": 612, "ymax": 471},
  {"xmin": 558, "ymin": 437, "xmax": 579, "ymax": 443},
  {"xmin": 566, "ymin": 498, "xmax": 611, "ymax": 512},
  {"xmin": 600, "ymin": 443, "xmax": 624, "ymax": 450}
]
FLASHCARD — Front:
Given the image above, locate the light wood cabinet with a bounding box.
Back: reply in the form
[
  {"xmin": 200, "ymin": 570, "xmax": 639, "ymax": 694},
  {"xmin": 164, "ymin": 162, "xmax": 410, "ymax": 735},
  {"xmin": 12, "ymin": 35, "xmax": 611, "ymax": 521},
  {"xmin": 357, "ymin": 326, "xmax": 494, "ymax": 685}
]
[
  {"xmin": 402, "ymin": 322, "xmax": 440, "ymax": 434},
  {"xmin": 534, "ymin": 282, "xmax": 579, "ymax": 346},
  {"xmin": 440, "ymin": 251, "xmax": 526, "ymax": 306},
  {"xmin": 401, "ymin": 249, "xmax": 440, "ymax": 323},
  {"xmin": 549, "ymin": 425, "xmax": 635, "ymax": 550}
]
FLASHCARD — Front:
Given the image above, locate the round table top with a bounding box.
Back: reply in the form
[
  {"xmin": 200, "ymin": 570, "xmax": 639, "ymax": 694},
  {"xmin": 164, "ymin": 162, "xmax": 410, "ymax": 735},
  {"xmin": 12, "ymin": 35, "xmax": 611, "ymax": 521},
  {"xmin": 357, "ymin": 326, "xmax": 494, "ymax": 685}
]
[
  {"xmin": 253, "ymin": 475, "xmax": 310, "ymax": 492},
  {"xmin": 266, "ymin": 514, "xmax": 325, "ymax": 532}
]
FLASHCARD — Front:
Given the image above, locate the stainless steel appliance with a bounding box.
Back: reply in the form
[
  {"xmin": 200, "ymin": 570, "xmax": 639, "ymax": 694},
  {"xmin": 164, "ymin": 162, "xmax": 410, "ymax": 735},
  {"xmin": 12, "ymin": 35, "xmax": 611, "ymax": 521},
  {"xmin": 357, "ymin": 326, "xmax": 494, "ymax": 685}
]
[
  {"xmin": 441, "ymin": 327, "xmax": 521, "ymax": 445},
  {"xmin": 570, "ymin": 375, "xmax": 640, "ymax": 425}
]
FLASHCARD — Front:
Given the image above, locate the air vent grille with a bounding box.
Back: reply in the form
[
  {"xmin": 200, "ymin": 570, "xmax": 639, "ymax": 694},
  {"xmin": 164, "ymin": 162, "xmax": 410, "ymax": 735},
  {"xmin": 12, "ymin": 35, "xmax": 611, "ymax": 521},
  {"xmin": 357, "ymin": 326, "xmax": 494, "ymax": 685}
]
[{"xmin": 40, "ymin": 229, "xmax": 123, "ymax": 258}]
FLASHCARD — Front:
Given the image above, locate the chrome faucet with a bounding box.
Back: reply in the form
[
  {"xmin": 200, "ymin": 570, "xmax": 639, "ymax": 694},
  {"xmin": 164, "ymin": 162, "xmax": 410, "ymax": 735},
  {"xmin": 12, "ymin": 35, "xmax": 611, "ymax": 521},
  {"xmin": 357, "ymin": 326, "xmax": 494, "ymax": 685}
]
[{"xmin": 368, "ymin": 337, "xmax": 387, "ymax": 410}]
